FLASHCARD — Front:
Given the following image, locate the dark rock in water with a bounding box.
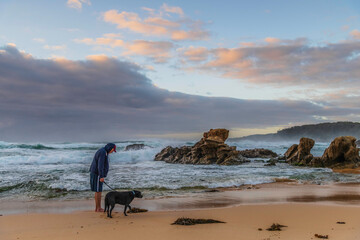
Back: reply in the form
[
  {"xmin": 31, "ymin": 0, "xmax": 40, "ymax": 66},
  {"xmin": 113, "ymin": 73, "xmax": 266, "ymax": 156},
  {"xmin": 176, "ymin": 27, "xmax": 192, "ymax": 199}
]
[
  {"xmin": 154, "ymin": 129, "xmax": 249, "ymax": 165},
  {"xmin": 171, "ymin": 217, "xmax": 225, "ymax": 225},
  {"xmin": 254, "ymin": 160, "xmax": 265, "ymax": 163},
  {"xmin": 266, "ymin": 223, "xmax": 287, "ymax": 231},
  {"xmin": 264, "ymin": 159, "xmax": 277, "ymax": 166},
  {"xmin": 238, "ymin": 148, "xmax": 278, "ymax": 158},
  {"xmin": 125, "ymin": 144, "xmax": 148, "ymax": 151},
  {"xmin": 54, "ymin": 188, "xmax": 67, "ymax": 193},
  {"xmin": 321, "ymin": 136, "xmax": 360, "ymax": 168},
  {"xmin": 204, "ymin": 189, "xmax": 220, "ymax": 193},
  {"xmin": 284, "ymin": 137, "xmax": 315, "ymax": 166}
]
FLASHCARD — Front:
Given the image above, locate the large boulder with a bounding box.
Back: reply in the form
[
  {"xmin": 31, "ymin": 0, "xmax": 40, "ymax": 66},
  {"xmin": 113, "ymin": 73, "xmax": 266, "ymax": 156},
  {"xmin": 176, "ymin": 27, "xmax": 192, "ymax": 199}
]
[
  {"xmin": 321, "ymin": 136, "xmax": 360, "ymax": 168},
  {"xmin": 284, "ymin": 137, "xmax": 315, "ymax": 166},
  {"xmin": 203, "ymin": 128, "xmax": 229, "ymax": 143},
  {"xmin": 154, "ymin": 129, "xmax": 249, "ymax": 165},
  {"xmin": 238, "ymin": 148, "xmax": 278, "ymax": 158}
]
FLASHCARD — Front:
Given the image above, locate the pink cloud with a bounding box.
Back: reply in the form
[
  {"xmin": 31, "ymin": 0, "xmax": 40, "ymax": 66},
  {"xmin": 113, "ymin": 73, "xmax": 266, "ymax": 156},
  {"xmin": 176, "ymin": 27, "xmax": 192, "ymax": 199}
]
[
  {"xmin": 74, "ymin": 34, "xmax": 124, "ymax": 48},
  {"xmin": 350, "ymin": 29, "xmax": 360, "ymax": 39},
  {"xmin": 179, "ymin": 38, "xmax": 360, "ymax": 89},
  {"xmin": 265, "ymin": 37, "xmax": 281, "ymax": 44},
  {"xmin": 123, "ymin": 40, "xmax": 173, "ymax": 63},
  {"xmin": 180, "ymin": 46, "xmax": 209, "ymax": 62},
  {"xmin": 102, "ymin": 6, "xmax": 209, "ymax": 41},
  {"xmin": 161, "ymin": 3, "xmax": 184, "ymax": 16},
  {"xmin": 171, "ymin": 30, "xmax": 209, "ymax": 41}
]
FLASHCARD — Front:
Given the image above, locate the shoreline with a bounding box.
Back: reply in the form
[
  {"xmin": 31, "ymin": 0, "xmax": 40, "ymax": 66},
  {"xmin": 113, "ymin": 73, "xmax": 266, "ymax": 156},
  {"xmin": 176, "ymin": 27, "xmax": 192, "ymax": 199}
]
[{"xmin": 2, "ymin": 181, "xmax": 360, "ymax": 215}]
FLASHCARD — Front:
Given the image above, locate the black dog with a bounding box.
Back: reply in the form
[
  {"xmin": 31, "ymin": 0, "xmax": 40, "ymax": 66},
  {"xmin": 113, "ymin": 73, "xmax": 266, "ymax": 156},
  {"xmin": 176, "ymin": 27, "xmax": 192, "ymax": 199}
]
[{"xmin": 104, "ymin": 190, "xmax": 143, "ymax": 218}]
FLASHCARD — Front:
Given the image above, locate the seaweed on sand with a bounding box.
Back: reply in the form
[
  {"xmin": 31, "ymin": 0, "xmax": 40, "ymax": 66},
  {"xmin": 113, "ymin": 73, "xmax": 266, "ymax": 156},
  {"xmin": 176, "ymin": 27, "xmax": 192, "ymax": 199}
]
[
  {"xmin": 314, "ymin": 234, "xmax": 329, "ymax": 239},
  {"xmin": 171, "ymin": 217, "xmax": 225, "ymax": 225},
  {"xmin": 266, "ymin": 223, "xmax": 287, "ymax": 231},
  {"xmin": 127, "ymin": 208, "xmax": 148, "ymax": 213}
]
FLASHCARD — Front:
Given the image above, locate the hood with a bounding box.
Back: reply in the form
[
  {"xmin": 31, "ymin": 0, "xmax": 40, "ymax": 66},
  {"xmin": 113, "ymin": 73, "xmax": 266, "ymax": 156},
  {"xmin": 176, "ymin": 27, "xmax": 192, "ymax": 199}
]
[{"xmin": 105, "ymin": 143, "xmax": 116, "ymax": 153}]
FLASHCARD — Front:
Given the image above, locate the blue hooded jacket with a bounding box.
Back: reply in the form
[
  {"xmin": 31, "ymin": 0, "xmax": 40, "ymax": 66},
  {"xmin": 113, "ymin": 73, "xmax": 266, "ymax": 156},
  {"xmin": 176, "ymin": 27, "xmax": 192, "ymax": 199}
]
[{"xmin": 89, "ymin": 143, "xmax": 116, "ymax": 178}]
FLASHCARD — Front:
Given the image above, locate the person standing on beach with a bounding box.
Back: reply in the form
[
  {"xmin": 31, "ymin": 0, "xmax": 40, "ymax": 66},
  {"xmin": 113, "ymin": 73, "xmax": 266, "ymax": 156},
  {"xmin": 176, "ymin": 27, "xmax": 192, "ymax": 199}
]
[{"xmin": 89, "ymin": 143, "xmax": 116, "ymax": 212}]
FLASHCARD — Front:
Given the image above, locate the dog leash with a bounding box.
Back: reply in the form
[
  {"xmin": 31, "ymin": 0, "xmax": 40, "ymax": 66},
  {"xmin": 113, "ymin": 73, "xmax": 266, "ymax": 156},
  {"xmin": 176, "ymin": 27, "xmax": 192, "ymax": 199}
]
[
  {"xmin": 104, "ymin": 181, "xmax": 135, "ymax": 196},
  {"xmin": 103, "ymin": 181, "xmax": 116, "ymax": 191}
]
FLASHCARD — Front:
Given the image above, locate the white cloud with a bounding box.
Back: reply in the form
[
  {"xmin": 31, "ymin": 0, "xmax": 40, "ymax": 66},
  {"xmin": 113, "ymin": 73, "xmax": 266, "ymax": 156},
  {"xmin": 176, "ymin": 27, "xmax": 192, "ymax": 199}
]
[
  {"xmin": 44, "ymin": 44, "xmax": 67, "ymax": 50},
  {"xmin": 161, "ymin": 3, "xmax": 184, "ymax": 16},
  {"xmin": 33, "ymin": 38, "xmax": 46, "ymax": 43},
  {"xmin": 67, "ymin": 0, "xmax": 91, "ymax": 10}
]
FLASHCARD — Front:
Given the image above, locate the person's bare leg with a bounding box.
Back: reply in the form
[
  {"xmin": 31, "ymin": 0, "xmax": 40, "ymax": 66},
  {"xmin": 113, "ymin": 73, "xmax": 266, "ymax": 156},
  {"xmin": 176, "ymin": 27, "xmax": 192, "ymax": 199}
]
[
  {"xmin": 94, "ymin": 192, "xmax": 98, "ymax": 212},
  {"xmin": 95, "ymin": 192, "xmax": 104, "ymax": 212},
  {"xmin": 94, "ymin": 192, "xmax": 99, "ymax": 212}
]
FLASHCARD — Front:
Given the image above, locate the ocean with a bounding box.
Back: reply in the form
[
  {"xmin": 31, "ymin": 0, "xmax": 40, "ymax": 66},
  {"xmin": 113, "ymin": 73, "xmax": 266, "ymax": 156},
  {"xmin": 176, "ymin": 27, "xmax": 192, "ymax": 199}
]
[{"xmin": 1, "ymin": 139, "xmax": 359, "ymax": 201}]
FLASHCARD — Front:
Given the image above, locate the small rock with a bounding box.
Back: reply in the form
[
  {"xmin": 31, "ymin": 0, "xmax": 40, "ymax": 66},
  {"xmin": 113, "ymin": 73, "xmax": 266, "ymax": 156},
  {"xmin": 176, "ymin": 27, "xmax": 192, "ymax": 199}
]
[
  {"xmin": 258, "ymin": 228, "xmax": 263, "ymax": 231},
  {"xmin": 336, "ymin": 221, "xmax": 345, "ymax": 224}
]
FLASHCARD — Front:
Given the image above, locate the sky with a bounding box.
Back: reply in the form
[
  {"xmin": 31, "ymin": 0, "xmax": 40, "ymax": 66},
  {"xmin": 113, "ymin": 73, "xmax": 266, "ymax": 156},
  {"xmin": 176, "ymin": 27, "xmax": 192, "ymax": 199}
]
[{"xmin": 0, "ymin": 0, "xmax": 360, "ymax": 142}]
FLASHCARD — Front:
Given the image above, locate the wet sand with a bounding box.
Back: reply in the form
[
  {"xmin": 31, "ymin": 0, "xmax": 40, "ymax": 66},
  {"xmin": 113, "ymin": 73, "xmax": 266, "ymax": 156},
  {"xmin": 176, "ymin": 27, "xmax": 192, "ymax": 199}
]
[
  {"xmin": 2, "ymin": 182, "xmax": 360, "ymax": 215},
  {"xmin": 2, "ymin": 182, "xmax": 360, "ymax": 240}
]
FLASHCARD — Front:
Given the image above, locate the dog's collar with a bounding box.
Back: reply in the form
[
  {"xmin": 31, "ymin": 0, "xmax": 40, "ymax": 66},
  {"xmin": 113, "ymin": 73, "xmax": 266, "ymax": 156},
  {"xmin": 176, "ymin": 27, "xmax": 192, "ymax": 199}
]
[{"xmin": 132, "ymin": 191, "xmax": 136, "ymax": 196}]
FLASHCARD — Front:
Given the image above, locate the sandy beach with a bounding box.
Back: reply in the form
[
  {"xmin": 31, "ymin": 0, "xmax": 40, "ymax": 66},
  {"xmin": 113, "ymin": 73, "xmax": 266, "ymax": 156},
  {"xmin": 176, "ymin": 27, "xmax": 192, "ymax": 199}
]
[{"xmin": 2, "ymin": 182, "xmax": 360, "ymax": 240}]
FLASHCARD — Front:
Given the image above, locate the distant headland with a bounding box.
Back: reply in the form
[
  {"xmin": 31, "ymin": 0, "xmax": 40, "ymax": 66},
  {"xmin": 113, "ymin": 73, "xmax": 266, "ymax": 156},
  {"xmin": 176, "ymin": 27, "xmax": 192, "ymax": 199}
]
[{"xmin": 232, "ymin": 122, "xmax": 360, "ymax": 142}]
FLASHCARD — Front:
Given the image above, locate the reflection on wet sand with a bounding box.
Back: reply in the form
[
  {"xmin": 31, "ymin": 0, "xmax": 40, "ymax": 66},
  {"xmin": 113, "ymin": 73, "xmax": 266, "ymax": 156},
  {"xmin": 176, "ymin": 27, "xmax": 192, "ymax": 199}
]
[{"xmin": 2, "ymin": 182, "xmax": 360, "ymax": 215}]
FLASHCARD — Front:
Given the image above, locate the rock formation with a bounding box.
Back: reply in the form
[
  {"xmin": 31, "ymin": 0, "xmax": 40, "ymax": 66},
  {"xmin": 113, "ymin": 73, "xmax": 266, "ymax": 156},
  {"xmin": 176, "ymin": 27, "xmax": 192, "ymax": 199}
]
[
  {"xmin": 284, "ymin": 136, "xmax": 360, "ymax": 168},
  {"xmin": 284, "ymin": 137, "xmax": 315, "ymax": 166},
  {"xmin": 154, "ymin": 129, "xmax": 249, "ymax": 165},
  {"xmin": 238, "ymin": 148, "xmax": 278, "ymax": 158},
  {"xmin": 321, "ymin": 136, "xmax": 360, "ymax": 168}
]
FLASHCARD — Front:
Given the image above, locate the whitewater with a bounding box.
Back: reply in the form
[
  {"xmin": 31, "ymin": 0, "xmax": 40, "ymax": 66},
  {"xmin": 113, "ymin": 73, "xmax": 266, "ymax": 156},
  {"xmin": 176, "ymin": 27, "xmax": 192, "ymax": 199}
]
[{"xmin": 1, "ymin": 139, "xmax": 359, "ymax": 201}]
